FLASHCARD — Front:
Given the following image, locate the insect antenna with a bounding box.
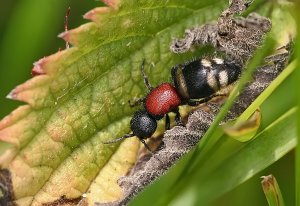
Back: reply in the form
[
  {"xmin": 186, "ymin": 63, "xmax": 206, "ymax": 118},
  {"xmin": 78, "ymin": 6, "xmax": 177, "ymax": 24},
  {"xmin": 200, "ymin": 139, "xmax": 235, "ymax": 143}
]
[{"xmin": 103, "ymin": 133, "xmax": 135, "ymax": 144}]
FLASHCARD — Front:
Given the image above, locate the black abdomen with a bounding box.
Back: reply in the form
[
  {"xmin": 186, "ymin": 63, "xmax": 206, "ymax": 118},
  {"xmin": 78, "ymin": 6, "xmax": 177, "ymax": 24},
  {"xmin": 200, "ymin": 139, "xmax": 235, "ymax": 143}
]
[{"xmin": 172, "ymin": 58, "xmax": 241, "ymax": 100}]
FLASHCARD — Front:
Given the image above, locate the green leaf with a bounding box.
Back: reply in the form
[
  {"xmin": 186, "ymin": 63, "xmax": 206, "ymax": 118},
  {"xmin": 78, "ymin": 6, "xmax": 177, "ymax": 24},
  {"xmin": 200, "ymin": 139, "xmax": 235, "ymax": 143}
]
[
  {"xmin": 261, "ymin": 174, "xmax": 286, "ymax": 206},
  {"xmin": 0, "ymin": 0, "xmax": 228, "ymax": 205}
]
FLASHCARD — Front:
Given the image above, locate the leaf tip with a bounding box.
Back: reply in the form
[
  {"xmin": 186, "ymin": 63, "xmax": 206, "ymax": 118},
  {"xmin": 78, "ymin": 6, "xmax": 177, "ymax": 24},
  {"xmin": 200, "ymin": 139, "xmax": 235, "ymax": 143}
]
[
  {"xmin": 83, "ymin": 7, "xmax": 111, "ymax": 21},
  {"xmin": 58, "ymin": 31, "xmax": 71, "ymax": 43},
  {"xmin": 31, "ymin": 57, "xmax": 47, "ymax": 76},
  {"xmin": 5, "ymin": 87, "xmax": 26, "ymax": 103},
  {"xmin": 261, "ymin": 175, "xmax": 274, "ymax": 188},
  {"xmin": 58, "ymin": 28, "xmax": 82, "ymax": 46},
  {"xmin": 6, "ymin": 89, "xmax": 17, "ymax": 101}
]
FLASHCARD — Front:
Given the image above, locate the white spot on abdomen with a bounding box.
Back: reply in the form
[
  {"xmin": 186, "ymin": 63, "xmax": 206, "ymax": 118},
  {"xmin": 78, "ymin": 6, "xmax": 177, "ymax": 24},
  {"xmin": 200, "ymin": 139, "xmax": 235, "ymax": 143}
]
[
  {"xmin": 201, "ymin": 59, "xmax": 212, "ymax": 67},
  {"xmin": 207, "ymin": 71, "xmax": 218, "ymax": 91},
  {"xmin": 219, "ymin": 70, "xmax": 228, "ymax": 87}
]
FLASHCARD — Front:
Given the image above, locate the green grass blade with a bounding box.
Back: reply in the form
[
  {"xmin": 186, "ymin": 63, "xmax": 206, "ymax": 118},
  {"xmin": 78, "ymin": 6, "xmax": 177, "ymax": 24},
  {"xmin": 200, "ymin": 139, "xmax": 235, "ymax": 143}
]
[
  {"xmin": 238, "ymin": 60, "xmax": 296, "ymax": 122},
  {"xmin": 192, "ymin": 107, "xmax": 297, "ymax": 204},
  {"xmin": 261, "ymin": 175, "xmax": 286, "ymax": 206}
]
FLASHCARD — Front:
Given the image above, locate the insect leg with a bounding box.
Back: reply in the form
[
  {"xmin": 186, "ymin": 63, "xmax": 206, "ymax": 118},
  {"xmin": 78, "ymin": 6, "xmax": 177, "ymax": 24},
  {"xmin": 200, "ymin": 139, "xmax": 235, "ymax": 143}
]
[
  {"xmin": 128, "ymin": 97, "xmax": 145, "ymax": 107},
  {"xmin": 165, "ymin": 114, "xmax": 170, "ymax": 130}
]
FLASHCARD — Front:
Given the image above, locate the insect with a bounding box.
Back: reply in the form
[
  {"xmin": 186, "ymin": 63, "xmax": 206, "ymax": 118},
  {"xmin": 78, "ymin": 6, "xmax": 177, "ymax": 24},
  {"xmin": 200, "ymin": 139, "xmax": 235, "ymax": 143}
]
[{"xmin": 104, "ymin": 57, "xmax": 241, "ymax": 154}]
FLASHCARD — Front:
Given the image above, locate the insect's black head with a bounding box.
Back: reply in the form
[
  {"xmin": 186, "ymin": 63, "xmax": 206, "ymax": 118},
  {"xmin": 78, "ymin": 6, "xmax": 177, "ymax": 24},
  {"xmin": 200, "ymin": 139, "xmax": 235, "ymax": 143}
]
[{"xmin": 130, "ymin": 110, "xmax": 157, "ymax": 139}]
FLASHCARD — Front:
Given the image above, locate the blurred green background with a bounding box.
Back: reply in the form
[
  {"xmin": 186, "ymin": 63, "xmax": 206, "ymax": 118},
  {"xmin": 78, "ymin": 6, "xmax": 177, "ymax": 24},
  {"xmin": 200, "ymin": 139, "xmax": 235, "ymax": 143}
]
[{"xmin": 0, "ymin": 1, "xmax": 296, "ymax": 206}]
